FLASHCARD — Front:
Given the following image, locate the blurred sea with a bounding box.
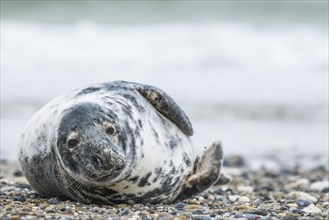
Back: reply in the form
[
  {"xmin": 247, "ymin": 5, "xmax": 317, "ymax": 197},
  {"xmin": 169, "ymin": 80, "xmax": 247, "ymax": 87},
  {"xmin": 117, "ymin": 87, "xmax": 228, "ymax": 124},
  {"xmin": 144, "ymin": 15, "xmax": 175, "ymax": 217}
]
[{"xmin": 1, "ymin": 1, "xmax": 328, "ymax": 163}]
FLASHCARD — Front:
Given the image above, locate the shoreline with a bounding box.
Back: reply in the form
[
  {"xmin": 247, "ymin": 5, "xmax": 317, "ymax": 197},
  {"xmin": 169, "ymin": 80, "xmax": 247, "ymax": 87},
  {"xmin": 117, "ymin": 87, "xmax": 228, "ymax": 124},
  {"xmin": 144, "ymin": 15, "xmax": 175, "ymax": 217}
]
[{"xmin": 1, "ymin": 156, "xmax": 328, "ymax": 219}]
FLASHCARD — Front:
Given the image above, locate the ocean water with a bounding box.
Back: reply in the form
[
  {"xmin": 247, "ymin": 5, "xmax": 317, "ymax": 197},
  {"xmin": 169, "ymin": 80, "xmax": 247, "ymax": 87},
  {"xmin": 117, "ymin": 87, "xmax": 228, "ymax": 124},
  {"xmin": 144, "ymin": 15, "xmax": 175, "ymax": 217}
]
[{"xmin": 1, "ymin": 2, "xmax": 328, "ymax": 164}]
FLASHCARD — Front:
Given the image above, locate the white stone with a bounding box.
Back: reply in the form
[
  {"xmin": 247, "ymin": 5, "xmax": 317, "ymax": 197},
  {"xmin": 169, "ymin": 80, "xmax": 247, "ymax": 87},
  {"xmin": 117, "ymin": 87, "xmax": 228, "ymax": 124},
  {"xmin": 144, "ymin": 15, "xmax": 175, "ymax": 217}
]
[
  {"xmin": 237, "ymin": 185, "xmax": 254, "ymax": 193},
  {"xmin": 237, "ymin": 196, "xmax": 250, "ymax": 203},
  {"xmin": 198, "ymin": 196, "xmax": 205, "ymax": 202},
  {"xmin": 225, "ymin": 167, "xmax": 243, "ymax": 176},
  {"xmin": 228, "ymin": 195, "xmax": 250, "ymax": 203},
  {"xmin": 288, "ymin": 191, "xmax": 318, "ymax": 203},
  {"xmin": 310, "ymin": 181, "xmax": 329, "ymax": 192},
  {"xmin": 285, "ymin": 178, "xmax": 310, "ymax": 189},
  {"xmin": 228, "ymin": 195, "xmax": 239, "ymax": 203},
  {"xmin": 303, "ymin": 204, "xmax": 322, "ymax": 214},
  {"xmin": 207, "ymin": 195, "xmax": 215, "ymax": 200}
]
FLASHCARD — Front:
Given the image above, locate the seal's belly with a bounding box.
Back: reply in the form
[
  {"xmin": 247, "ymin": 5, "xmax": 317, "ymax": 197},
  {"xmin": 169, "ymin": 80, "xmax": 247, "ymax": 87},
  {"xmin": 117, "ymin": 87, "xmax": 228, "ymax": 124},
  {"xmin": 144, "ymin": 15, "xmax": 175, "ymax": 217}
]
[
  {"xmin": 105, "ymin": 110, "xmax": 194, "ymax": 204},
  {"xmin": 72, "ymin": 136, "xmax": 193, "ymax": 203}
]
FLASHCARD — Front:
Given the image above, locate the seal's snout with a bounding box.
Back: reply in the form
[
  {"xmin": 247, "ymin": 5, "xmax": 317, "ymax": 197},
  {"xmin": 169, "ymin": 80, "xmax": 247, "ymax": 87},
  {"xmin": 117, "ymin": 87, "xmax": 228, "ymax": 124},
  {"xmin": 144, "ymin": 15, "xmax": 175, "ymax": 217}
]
[
  {"xmin": 91, "ymin": 146, "xmax": 125, "ymax": 172},
  {"xmin": 90, "ymin": 147, "xmax": 126, "ymax": 183},
  {"xmin": 92, "ymin": 154, "xmax": 112, "ymax": 170}
]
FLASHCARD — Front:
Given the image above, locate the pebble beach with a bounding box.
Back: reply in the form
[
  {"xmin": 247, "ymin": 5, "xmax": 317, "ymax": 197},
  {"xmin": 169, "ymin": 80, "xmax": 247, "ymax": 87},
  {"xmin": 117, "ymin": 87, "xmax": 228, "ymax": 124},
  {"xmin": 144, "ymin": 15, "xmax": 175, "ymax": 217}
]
[
  {"xmin": 1, "ymin": 155, "xmax": 328, "ymax": 220},
  {"xmin": 1, "ymin": 1, "xmax": 328, "ymax": 220}
]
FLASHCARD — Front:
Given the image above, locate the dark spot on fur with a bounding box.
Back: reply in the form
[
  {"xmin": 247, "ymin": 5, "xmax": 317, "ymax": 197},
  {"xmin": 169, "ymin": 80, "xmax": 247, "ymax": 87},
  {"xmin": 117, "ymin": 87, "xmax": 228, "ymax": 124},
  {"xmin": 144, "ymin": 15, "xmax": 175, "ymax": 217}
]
[
  {"xmin": 121, "ymin": 93, "xmax": 146, "ymax": 113},
  {"xmin": 138, "ymin": 172, "xmax": 152, "ymax": 187},
  {"xmin": 169, "ymin": 139, "xmax": 177, "ymax": 149},
  {"xmin": 182, "ymin": 152, "xmax": 192, "ymax": 167},
  {"xmin": 150, "ymin": 127, "xmax": 160, "ymax": 144},
  {"xmin": 137, "ymin": 119, "xmax": 143, "ymax": 128},
  {"xmin": 77, "ymin": 87, "xmax": 101, "ymax": 96},
  {"xmin": 134, "ymin": 128, "xmax": 140, "ymax": 138},
  {"xmin": 173, "ymin": 176, "xmax": 180, "ymax": 186},
  {"xmin": 94, "ymin": 187, "xmax": 119, "ymax": 196},
  {"xmin": 116, "ymin": 100, "xmax": 134, "ymax": 120},
  {"xmin": 169, "ymin": 166, "xmax": 176, "ymax": 175},
  {"xmin": 152, "ymin": 167, "xmax": 163, "ymax": 183},
  {"xmin": 128, "ymin": 176, "xmax": 139, "ymax": 184}
]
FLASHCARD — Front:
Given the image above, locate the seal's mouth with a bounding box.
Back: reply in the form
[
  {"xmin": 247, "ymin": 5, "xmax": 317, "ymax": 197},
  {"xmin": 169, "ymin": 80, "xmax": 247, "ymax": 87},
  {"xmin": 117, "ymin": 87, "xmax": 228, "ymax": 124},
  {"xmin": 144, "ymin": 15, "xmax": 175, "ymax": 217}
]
[
  {"xmin": 94, "ymin": 169, "xmax": 123, "ymax": 183},
  {"xmin": 93, "ymin": 158, "xmax": 126, "ymax": 183},
  {"xmin": 95, "ymin": 173, "xmax": 116, "ymax": 182}
]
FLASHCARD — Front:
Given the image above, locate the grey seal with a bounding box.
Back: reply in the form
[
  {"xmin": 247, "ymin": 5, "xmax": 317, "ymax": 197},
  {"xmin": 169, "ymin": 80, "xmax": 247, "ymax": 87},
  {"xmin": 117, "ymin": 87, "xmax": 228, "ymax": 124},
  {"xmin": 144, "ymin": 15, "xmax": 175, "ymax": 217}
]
[{"xmin": 19, "ymin": 81, "xmax": 225, "ymax": 204}]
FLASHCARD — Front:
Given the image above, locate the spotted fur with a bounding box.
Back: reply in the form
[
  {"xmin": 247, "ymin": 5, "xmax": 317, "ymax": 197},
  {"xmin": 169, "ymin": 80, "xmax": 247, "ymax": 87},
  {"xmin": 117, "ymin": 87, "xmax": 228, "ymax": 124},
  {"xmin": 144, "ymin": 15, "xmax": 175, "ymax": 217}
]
[{"xmin": 19, "ymin": 81, "xmax": 223, "ymax": 204}]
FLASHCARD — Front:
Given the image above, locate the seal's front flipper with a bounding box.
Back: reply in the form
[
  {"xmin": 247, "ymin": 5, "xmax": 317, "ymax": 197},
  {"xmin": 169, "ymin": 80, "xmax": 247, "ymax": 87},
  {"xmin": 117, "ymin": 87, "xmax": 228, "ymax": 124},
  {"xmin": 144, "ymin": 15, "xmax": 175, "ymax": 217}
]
[
  {"xmin": 135, "ymin": 84, "xmax": 193, "ymax": 136},
  {"xmin": 104, "ymin": 81, "xmax": 193, "ymax": 136},
  {"xmin": 176, "ymin": 141, "xmax": 223, "ymax": 201}
]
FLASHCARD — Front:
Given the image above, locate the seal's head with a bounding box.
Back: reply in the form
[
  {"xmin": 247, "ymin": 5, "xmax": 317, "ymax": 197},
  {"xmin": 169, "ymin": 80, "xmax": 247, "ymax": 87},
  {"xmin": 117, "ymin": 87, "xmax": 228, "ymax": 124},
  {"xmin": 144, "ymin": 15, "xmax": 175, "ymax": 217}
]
[{"xmin": 56, "ymin": 102, "xmax": 126, "ymax": 184}]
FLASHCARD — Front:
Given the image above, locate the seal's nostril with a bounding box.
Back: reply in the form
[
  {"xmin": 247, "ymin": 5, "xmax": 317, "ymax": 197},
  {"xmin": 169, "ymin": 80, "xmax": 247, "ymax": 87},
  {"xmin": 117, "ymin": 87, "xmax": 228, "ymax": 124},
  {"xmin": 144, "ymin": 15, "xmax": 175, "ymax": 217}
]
[
  {"xmin": 92, "ymin": 155, "xmax": 103, "ymax": 167},
  {"xmin": 92, "ymin": 154, "xmax": 113, "ymax": 170}
]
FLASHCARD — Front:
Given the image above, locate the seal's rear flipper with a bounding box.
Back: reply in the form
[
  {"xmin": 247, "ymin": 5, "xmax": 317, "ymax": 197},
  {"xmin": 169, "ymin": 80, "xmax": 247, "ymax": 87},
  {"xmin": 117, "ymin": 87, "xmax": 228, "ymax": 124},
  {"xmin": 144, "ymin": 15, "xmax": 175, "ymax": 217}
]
[
  {"xmin": 176, "ymin": 141, "xmax": 223, "ymax": 201},
  {"xmin": 215, "ymin": 171, "xmax": 232, "ymax": 185}
]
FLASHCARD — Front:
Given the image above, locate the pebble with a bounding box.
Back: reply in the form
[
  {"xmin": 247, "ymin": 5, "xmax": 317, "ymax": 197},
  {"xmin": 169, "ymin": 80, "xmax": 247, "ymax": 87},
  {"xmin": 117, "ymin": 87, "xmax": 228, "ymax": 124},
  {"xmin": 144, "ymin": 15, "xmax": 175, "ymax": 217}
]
[
  {"xmin": 281, "ymin": 216, "xmax": 298, "ymax": 220},
  {"xmin": 0, "ymin": 185, "xmax": 16, "ymax": 192},
  {"xmin": 13, "ymin": 170, "xmax": 23, "ymax": 177},
  {"xmin": 322, "ymin": 187, "xmax": 329, "ymax": 193},
  {"xmin": 292, "ymin": 209, "xmax": 305, "ymax": 214},
  {"xmin": 13, "ymin": 195, "xmax": 27, "ymax": 202},
  {"xmin": 191, "ymin": 210, "xmax": 203, "ymax": 214},
  {"xmin": 285, "ymin": 178, "xmax": 310, "ymax": 189},
  {"xmin": 236, "ymin": 205, "xmax": 248, "ymax": 210},
  {"xmin": 250, "ymin": 208, "xmax": 268, "ymax": 216},
  {"xmin": 207, "ymin": 195, "xmax": 215, "ymax": 200},
  {"xmin": 228, "ymin": 195, "xmax": 239, "ymax": 203},
  {"xmin": 198, "ymin": 196, "xmax": 205, "ymax": 202},
  {"xmin": 237, "ymin": 196, "xmax": 250, "ymax": 203},
  {"xmin": 48, "ymin": 197, "xmax": 61, "ymax": 204},
  {"xmin": 1, "ymin": 157, "xmax": 328, "ymax": 220},
  {"xmin": 175, "ymin": 202, "xmax": 187, "ymax": 210},
  {"xmin": 253, "ymin": 199, "xmax": 262, "ymax": 207},
  {"xmin": 224, "ymin": 167, "xmax": 243, "ymax": 176},
  {"xmin": 91, "ymin": 206, "xmax": 104, "ymax": 213},
  {"xmin": 235, "ymin": 213, "xmax": 257, "ymax": 220},
  {"xmin": 322, "ymin": 201, "xmax": 329, "ymax": 208},
  {"xmin": 215, "ymin": 195, "xmax": 229, "ymax": 203},
  {"xmin": 288, "ymin": 191, "xmax": 318, "ymax": 203},
  {"xmin": 302, "ymin": 204, "xmax": 322, "ymax": 214},
  {"xmin": 15, "ymin": 183, "xmax": 32, "ymax": 189},
  {"xmin": 296, "ymin": 199, "xmax": 311, "ymax": 208},
  {"xmin": 237, "ymin": 185, "xmax": 254, "ymax": 193},
  {"xmin": 183, "ymin": 205, "xmax": 202, "ymax": 211},
  {"xmin": 157, "ymin": 212, "xmax": 174, "ymax": 219},
  {"xmin": 223, "ymin": 155, "xmax": 246, "ymax": 167},
  {"xmin": 309, "ymin": 181, "xmax": 329, "ymax": 192},
  {"xmin": 228, "ymin": 195, "xmax": 250, "ymax": 203}
]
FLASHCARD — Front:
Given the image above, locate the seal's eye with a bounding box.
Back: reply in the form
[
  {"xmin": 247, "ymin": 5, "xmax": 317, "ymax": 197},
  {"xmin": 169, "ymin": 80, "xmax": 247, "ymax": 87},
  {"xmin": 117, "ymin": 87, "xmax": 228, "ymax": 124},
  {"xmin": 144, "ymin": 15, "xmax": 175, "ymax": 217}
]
[
  {"xmin": 105, "ymin": 124, "xmax": 116, "ymax": 136},
  {"xmin": 67, "ymin": 139, "xmax": 79, "ymax": 149}
]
